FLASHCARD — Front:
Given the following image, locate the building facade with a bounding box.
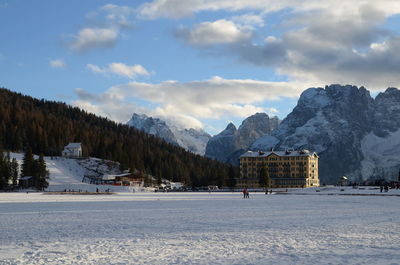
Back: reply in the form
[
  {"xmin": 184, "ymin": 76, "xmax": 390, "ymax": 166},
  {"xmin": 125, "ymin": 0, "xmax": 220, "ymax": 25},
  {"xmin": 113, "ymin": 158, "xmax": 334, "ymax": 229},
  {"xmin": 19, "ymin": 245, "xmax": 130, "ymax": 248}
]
[
  {"xmin": 238, "ymin": 150, "xmax": 319, "ymax": 188},
  {"xmin": 62, "ymin": 143, "xmax": 82, "ymax": 158}
]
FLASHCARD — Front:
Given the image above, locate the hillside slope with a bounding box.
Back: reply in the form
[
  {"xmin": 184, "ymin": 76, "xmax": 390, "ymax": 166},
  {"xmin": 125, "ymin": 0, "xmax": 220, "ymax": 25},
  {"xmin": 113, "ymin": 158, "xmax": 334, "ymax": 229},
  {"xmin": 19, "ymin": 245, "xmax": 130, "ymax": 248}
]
[
  {"xmin": 0, "ymin": 88, "xmax": 233, "ymax": 187},
  {"xmin": 11, "ymin": 153, "xmax": 134, "ymax": 192}
]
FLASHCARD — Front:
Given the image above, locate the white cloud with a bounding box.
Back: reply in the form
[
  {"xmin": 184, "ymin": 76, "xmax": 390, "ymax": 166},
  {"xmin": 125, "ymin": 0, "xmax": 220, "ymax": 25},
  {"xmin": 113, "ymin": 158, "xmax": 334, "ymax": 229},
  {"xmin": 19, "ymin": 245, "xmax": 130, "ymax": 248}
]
[
  {"xmin": 138, "ymin": 0, "xmax": 400, "ymax": 19},
  {"xmin": 177, "ymin": 19, "xmax": 252, "ymax": 46},
  {"xmin": 231, "ymin": 13, "xmax": 265, "ymax": 29},
  {"xmin": 86, "ymin": 64, "xmax": 103, "ymax": 74},
  {"xmin": 165, "ymin": 1, "xmax": 400, "ymax": 91},
  {"xmin": 138, "ymin": 0, "xmax": 203, "ymax": 19},
  {"xmin": 151, "ymin": 108, "xmax": 204, "ymax": 129},
  {"xmin": 69, "ymin": 27, "xmax": 119, "ymax": 53},
  {"xmin": 50, "ymin": 59, "xmax": 66, "ymax": 69},
  {"xmin": 73, "ymin": 76, "xmax": 309, "ymax": 130},
  {"xmin": 100, "ymin": 4, "xmax": 134, "ymax": 27},
  {"xmin": 86, "ymin": 62, "xmax": 150, "ymax": 79},
  {"xmin": 71, "ymin": 0, "xmax": 400, "ymax": 129},
  {"xmin": 67, "ymin": 4, "xmax": 135, "ymax": 53},
  {"xmin": 73, "ymin": 88, "xmax": 148, "ymax": 123},
  {"xmin": 266, "ymin": 107, "xmax": 279, "ymax": 115}
]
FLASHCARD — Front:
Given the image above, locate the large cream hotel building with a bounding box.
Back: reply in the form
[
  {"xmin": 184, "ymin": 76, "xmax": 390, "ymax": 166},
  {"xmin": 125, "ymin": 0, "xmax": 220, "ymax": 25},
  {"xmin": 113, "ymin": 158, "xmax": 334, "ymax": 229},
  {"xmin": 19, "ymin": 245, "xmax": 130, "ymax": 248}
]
[{"xmin": 238, "ymin": 150, "xmax": 320, "ymax": 188}]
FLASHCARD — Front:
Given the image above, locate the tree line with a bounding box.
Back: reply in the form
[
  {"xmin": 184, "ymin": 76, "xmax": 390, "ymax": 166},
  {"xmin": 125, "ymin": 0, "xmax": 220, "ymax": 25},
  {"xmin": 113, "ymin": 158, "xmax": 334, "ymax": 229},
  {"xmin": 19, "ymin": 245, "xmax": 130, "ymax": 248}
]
[
  {"xmin": 0, "ymin": 146, "xmax": 49, "ymax": 191},
  {"xmin": 0, "ymin": 148, "xmax": 19, "ymax": 190},
  {"xmin": 20, "ymin": 147, "xmax": 49, "ymax": 190},
  {"xmin": 0, "ymin": 88, "xmax": 238, "ymax": 188}
]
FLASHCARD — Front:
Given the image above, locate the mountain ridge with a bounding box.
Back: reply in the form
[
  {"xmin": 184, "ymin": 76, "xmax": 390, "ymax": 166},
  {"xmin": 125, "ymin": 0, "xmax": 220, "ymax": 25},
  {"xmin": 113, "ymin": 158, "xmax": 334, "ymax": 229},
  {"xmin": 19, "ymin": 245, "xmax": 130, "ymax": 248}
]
[
  {"xmin": 127, "ymin": 113, "xmax": 211, "ymax": 155},
  {"xmin": 205, "ymin": 112, "xmax": 280, "ymax": 163},
  {"xmin": 207, "ymin": 84, "xmax": 400, "ymax": 184}
]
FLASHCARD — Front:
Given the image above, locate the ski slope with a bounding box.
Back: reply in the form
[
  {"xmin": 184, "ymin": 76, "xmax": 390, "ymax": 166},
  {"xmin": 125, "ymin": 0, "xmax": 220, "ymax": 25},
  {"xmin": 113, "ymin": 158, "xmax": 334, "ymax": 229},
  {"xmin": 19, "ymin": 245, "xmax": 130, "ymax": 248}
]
[{"xmin": 10, "ymin": 153, "xmax": 134, "ymax": 193}]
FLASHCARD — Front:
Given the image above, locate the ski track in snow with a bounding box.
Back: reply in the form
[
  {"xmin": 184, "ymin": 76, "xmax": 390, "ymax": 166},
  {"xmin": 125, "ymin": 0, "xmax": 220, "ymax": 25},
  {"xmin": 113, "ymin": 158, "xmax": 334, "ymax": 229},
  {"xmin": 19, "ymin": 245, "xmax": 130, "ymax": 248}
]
[{"xmin": 0, "ymin": 192, "xmax": 399, "ymax": 265}]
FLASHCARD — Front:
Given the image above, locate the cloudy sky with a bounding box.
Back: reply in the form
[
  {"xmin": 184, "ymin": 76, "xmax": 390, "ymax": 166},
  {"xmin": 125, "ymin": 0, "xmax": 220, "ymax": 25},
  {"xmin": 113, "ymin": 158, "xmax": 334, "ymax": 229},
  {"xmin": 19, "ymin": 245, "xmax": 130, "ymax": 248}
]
[{"xmin": 1, "ymin": 0, "xmax": 400, "ymax": 134}]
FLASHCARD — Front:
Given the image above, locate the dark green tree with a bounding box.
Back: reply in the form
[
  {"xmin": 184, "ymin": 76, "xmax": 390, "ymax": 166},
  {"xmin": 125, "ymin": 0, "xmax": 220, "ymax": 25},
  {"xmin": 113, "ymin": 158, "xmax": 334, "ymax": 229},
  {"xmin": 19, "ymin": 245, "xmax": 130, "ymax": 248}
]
[
  {"xmin": 10, "ymin": 158, "xmax": 19, "ymax": 186},
  {"xmin": 0, "ymin": 87, "xmax": 237, "ymax": 187},
  {"xmin": 156, "ymin": 174, "xmax": 162, "ymax": 186},
  {"xmin": 21, "ymin": 147, "xmax": 34, "ymax": 177},
  {"xmin": 227, "ymin": 165, "xmax": 237, "ymax": 191},
  {"xmin": 258, "ymin": 165, "xmax": 270, "ymax": 190},
  {"xmin": 34, "ymin": 154, "xmax": 49, "ymax": 191},
  {"xmin": 0, "ymin": 151, "xmax": 10, "ymax": 189}
]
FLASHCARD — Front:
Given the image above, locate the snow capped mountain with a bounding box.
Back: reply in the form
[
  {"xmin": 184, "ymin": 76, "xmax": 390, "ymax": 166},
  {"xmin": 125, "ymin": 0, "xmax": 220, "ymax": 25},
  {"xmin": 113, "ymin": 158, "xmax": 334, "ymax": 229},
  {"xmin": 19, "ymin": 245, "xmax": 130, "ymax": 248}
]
[
  {"xmin": 127, "ymin": 113, "xmax": 178, "ymax": 145},
  {"xmin": 127, "ymin": 113, "xmax": 211, "ymax": 155},
  {"xmin": 204, "ymin": 122, "xmax": 239, "ymax": 163},
  {"xmin": 172, "ymin": 127, "xmax": 212, "ymax": 155},
  {"xmin": 205, "ymin": 113, "xmax": 280, "ymax": 163},
  {"xmin": 252, "ymin": 84, "xmax": 374, "ymax": 184},
  {"xmin": 374, "ymin": 87, "xmax": 400, "ymax": 137},
  {"xmin": 209, "ymin": 85, "xmax": 400, "ymax": 184}
]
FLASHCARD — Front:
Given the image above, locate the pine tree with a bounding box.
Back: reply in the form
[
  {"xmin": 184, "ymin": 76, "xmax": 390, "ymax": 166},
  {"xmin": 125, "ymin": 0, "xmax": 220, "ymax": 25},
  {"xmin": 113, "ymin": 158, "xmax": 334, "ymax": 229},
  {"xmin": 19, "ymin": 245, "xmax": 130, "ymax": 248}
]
[
  {"xmin": 35, "ymin": 154, "xmax": 49, "ymax": 191},
  {"xmin": 227, "ymin": 166, "xmax": 237, "ymax": 191},
  {"xmin": 0, "ymin": 87, "xmax": 237, "ymax": 187},
  {"xmin": 0, "ymin": 152, "xmax": 9, "ymax": 189},
  {"xmin": 156, "ymin": 174, "xmax": 162, "ymax": 186},
  {"xmin": 258, "ymin": 165, "xmax": 270, "ymax": 190},
  {"xmin": 21, "ymin": 147, "xmax": 34, "ymax": 177},
  {"xmin": 11, "ymin": 158, "xmax": 19, "ymax": 186}
]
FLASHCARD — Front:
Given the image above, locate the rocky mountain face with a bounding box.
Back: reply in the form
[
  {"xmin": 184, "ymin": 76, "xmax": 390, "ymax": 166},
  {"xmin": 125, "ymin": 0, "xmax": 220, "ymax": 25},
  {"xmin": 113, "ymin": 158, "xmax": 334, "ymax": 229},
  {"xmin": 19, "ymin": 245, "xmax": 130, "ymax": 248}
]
[
  {"xmin": 205, "ymin": 113, "xmax": 280, "ymax": 164},
  {"xmin": 209, "ymin": 84, "xmax": 400, "ymax": 184},
  {"xmin": 127, "ymin": 113, "xmax": 211, "ymax": 155},
  {"xmin": 128, "ymin": 114, "xmax": 178, "ymax": 145},
  {"xmin": 252, "ymin": 84, "xmax": 375, "ymax": 184},
  {"xmin": 173, "ymin": 127, "xmax": 212, "ymax": 155}
]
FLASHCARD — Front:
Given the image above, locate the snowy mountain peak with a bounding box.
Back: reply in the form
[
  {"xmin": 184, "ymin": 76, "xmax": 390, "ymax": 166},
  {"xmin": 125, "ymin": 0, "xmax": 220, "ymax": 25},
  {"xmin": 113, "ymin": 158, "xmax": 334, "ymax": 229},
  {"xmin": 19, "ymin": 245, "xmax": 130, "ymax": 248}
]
[
  {"xmin": 238, "ymin": 112, "xmax": 269, "ymax": 130},
  {"xmin": 383, "ymin": 87, "xmax": 399, "ymax": 94},
  {"xmin": 205, "ymin": 113, "xmax": 280, "ymax": 163},
  {"xmin": 324, "ymin": 84, "xmax": 371, "ymax": 102},
  {"xmin": 223, "ymin": 123, "xmax": 237, "ymax": 134},
  {"xmin": 127, "ymin": 113, "xmax": 210, "ymax": 155},
  {"xmin": 298, "ymin": 87, "xmax": 330, "ymax": 109},
  {"xmin": 127, "ymin": 113, "xmax": 178, "ymax": 145},
  {"xmin": 207, "ymin": 84, "xmax": 400, "ymax": 184}
]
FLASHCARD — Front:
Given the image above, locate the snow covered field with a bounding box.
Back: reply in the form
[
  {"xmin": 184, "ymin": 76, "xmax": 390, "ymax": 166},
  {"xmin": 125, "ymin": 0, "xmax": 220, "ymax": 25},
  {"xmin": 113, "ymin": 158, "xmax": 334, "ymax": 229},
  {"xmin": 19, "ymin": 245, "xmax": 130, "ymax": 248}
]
[{"xmin": 1, "ymin": 192, "xmax": 399, "ymax": 265}]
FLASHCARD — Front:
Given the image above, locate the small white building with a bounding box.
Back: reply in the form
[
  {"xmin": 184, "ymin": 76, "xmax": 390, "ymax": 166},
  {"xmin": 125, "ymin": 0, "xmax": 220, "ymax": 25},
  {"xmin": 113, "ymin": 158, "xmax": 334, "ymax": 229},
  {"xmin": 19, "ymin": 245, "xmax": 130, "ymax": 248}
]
[
  {"xmin": 62, "ymin": 143, "xmax": 82, "ymax": 158},
  {"xmin": 169, "ymin": 182, "xmax": 183, "ymax": 190}
]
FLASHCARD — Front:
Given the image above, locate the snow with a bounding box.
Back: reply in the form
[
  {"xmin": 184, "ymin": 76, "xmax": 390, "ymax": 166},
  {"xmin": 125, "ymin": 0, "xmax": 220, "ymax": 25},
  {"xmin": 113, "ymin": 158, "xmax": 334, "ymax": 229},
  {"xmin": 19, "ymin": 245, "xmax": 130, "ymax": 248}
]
[
  {"xmin": 127, "ymin": 113, "xmax": 152, "ymax": 129},
  {"xmin": 10, "ymin": 153, "xmax": 136, "ymax": 193},
  {"xmin": 63, "ymin": 142, "xmax": 81, "ymax": 149},
  {"xmin": 288, "ymin": 185, "xmax": 400, "ymax": 195},
  {"xmin": 251, "ymin": 135, "xmax": 279, "ymax": 150},
  {"xmin": 1, "ymin": 190, "xmax": 399, "ymax": 264},
  {"xmin": 127, "ymin": 113, "xmax": 210, "ymax": 155},
  {"xmin": 251, "ymin": 111, "xmax": 331, "ymax": 153},
  {"xmin": 360, "ymin": 129, "xmax": 400, "ymax": 180},
  {"xmin": 171, "ymin": 127, "xmax": 211, "ymax": 155},
  {"xmin": 299, "ymin": 87, "xmax": 331, "ymax": 108}
]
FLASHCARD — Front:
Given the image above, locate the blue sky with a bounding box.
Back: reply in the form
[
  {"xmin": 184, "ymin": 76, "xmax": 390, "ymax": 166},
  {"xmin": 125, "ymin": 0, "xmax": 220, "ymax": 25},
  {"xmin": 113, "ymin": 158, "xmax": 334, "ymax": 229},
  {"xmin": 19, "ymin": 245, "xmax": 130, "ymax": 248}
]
[{"xmin": 1, "ymin": 1, "xmax": 400, "ymax": 135}]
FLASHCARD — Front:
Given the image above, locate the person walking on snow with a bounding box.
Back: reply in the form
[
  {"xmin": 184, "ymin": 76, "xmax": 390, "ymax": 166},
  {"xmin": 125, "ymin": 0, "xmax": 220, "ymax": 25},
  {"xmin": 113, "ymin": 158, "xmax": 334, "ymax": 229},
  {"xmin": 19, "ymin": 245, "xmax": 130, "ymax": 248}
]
[{"xmin": 243, "ymin": 188, "xmax": 247, "ymax": 199}]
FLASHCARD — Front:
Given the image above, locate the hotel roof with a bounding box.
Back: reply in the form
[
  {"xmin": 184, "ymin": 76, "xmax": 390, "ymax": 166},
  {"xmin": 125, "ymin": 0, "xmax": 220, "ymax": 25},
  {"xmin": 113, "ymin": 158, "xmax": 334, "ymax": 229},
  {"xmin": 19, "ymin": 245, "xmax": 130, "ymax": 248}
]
[{"xmin": 240, "ymin": 150, "xmax": 318, "ymax": 158}]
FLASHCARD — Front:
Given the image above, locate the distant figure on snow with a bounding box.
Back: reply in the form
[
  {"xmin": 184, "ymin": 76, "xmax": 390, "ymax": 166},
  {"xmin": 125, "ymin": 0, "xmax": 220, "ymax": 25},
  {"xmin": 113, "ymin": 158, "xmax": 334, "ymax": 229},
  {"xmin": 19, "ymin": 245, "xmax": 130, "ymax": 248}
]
[
  {"xmin": 384, "ymin": 184, "xmax": 389, "ymax": 192},
  {"xmin": 242, "ymin": 188, "xmax": 247, "ymax": 199}
]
